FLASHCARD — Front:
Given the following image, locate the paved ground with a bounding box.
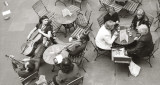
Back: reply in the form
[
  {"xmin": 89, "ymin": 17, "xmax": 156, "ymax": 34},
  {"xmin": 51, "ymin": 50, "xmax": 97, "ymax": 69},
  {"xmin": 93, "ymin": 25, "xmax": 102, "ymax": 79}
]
[{"xmin": 0, "ymin": 0, "xmax": 160, "ymax": 85}]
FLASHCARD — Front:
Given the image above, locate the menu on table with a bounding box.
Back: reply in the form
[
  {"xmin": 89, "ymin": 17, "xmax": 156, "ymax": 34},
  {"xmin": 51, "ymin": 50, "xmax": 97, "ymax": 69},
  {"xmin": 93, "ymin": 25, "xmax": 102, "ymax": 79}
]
[{"xmin": 111, "ymin": 47, "xmax": 131, "ymax": 63}]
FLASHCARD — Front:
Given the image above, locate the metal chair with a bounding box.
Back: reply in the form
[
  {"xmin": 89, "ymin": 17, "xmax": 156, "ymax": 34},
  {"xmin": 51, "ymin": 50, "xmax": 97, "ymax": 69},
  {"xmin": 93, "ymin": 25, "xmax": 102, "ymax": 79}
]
[
  {"xmin": 19, "ymin": 71, "xmax": 39, "ymax": 85},
  {"xmin": 67, "ymin": 5, "xmax": 81, "ymax": 14},
  {"xmin": 55, "ymin": 0, "xmax": 67, "ymax": 7},
  {"xmin": 69, "ymin": 24, "xmax": 93, "ymax": 72},
  {"xmin": 32, "ymin": 0, "xmax": 50, "ymax": 18},
  {"xmin": 88, "ymin": 31, "xmax": 109, "ymax": 61},
  {"xmin": 75, "ymin": 3, "xmax": 92, "ymax": 28},
  {"xmin": 123, "ymin": 0, "xmax": 142, "ymax": 14},
  {"xmin": 67, "ymin": 76, "xmax": 84, "ymax": 85},
  {"xmin": 109, "ymin": 1, "xmax": 123, "ymax": 13},
  {"xmin": 68, "ymin": 41, "xmax": 89, "ymax": 72},
  {"xmin": 97, "ymin": 12, "xmax": 108, "ymax": 27},
  {"xmin": 71, "ymin": 23, "xmax": 93, "ymax": 38},
  {"xmin": 141, "ymin": 37, "xmax": 160, "ymax": 67},
  {"xmin": 99, "ymin": 0, "xmax": 113, "ymax": 11},
  {"xmin": 73, "ymin": 0, "xmax": 83, "ymax": 10}
]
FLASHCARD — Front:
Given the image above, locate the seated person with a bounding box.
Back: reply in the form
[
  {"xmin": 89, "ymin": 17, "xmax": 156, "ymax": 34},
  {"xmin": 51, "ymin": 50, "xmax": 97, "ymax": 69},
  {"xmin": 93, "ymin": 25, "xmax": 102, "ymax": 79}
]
[
  {"xmin": 131, "ymin": 9, "xmax": 150, "ymax": 31},
  {"xmin": 27, "ymin": 15, "xmax": 57, "ymax": 47},
  {"xmin": 53, "ymin": 58, "xmax": 80, "ymax": 85},
  {"xmin": 67, "ymin": 32, "xmax": 89, "ymax": 56},
  {"xmin": 95, "ymin": 20, "xmax": 119, "ymax": 50},
  {"xmin": 9, "ymin": 55, "xmax": 40, "ymax": 78},
  {"xmin": 104, "ymin": 7, "xmax": 120, "ymax": 24},
  {"xmin": 126, "ymin": 24, "xmax": 154, "ymax": 60}
]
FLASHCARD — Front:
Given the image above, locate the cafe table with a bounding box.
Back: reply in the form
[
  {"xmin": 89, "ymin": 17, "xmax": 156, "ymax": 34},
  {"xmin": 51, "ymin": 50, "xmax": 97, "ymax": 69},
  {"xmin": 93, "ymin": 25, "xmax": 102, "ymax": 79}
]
[
  {"xmin": 43, "ymin": 43, "xmax": 70, "ymax": 65},
  {"xmin": 54, "ymin": 8, "xmax": 77, "ymax": 37},
  {"xmin": 114, "ymin": 26, "xmax": 137, "ymax": 45}
]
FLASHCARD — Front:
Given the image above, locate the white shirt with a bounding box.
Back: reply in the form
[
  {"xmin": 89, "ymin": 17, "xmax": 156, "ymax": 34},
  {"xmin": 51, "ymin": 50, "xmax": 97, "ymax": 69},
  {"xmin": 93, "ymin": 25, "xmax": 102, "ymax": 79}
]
[{"xmin": 95, "ymin": 25, "xmax": 117, "ymax": 50}]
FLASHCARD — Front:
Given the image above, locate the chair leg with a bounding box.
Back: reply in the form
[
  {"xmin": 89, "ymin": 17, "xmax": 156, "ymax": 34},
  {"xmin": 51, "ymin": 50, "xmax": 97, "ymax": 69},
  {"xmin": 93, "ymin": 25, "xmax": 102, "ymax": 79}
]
[
  {"xmin": 84, "ymin": 57, "xmax": 89, "ymax": 62},
  {"xmin": 148, "ymin": 57, "xmax": 152, "ymax": 68},
  {"xmin": 52, "ymin": 65, "xmax": 55, "ymax": 72},
  {"xmin": 94, "ymin": 53, "xmax": 100, "ymax": 61},
  {"xmin": 114, "ymin": 63, "xmax": 117, "ymax": 76}
]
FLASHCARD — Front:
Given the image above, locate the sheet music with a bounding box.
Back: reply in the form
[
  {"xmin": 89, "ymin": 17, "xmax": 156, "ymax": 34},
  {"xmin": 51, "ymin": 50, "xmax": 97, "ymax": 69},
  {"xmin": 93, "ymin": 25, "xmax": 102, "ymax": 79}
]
[
  {"xmin": 62, "ymin": 8, "xmax": 72, "ymax": 17},
  {"xmin": 111, "ymin": 48, "xmax": 129, "ymax": 61},
  {"xmin": 120, "ymin": 29, "xmax": 128, "ymax": 43}
]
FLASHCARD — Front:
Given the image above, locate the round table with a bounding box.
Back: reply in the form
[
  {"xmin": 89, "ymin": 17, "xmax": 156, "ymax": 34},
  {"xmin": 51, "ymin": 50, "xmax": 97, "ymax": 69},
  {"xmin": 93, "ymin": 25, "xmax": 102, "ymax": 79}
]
[
  {"xmin": 114, "ymin": 26, "xmax": 137, "ymax": 45},
  {"xmin": 54, "ymin": 13, "xmax": 77, "ymax": 25},
  {"xmin": 43, "ymin": 43, "xmax": 69, "ymax": 65}
]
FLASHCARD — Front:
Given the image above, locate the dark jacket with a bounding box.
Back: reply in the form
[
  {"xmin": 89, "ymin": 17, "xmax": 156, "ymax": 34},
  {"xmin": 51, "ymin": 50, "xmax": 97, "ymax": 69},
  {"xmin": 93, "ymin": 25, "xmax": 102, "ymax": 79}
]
[
  {"xmin": 127, "ymin": 32, "xmax": 154, "ymax": 58},
  {"xmin": 131, "ymin": 15, "xmax": 150, "ymax": 30},
  {"xmin": 36, "ymin": 23, "xmax": 53, "ymax": 34},
  {"xmin": 104, "ymin": 12, "xmax": 120, "ymax": 23}
]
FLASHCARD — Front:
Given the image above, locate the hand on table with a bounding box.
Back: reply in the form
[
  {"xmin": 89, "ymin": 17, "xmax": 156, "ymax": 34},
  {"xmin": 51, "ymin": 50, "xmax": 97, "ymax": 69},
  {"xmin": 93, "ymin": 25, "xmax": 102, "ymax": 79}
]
[{"xmin": 113, "ymin": 31, "xmax": 119, "ymax": 37}]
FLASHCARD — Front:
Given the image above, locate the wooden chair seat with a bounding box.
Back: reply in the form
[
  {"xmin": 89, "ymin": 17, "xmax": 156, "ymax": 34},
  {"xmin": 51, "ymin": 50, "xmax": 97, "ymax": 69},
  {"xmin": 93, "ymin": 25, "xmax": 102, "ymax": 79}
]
[
  {"xmin": 71, "ymin": 27, "xmax": 85, "ymax": 37},
  {"xmin": 97, "ymin": 12, "xmax": 108, "ymax": 27},
  {"xmin": 75, "ymin": 14, "xmax": 88, "ymax": 27},
  {"xmin": 67, "ymin": 5, "xmax": 81, "ymax": 14},
  {"xmin": 99, "ymin": 0, "xmax": 112, "ymax": 11},
  {"xmin": 110, "ymin": 3, "xmax": 123, "ymax": 13},
  {"xmin": 32, "ymin": 0, "xmax": 49, "ymax": 18},
  {"xmin": 123, "ymin": 1, "xmax": 140, "ymax": 14}
]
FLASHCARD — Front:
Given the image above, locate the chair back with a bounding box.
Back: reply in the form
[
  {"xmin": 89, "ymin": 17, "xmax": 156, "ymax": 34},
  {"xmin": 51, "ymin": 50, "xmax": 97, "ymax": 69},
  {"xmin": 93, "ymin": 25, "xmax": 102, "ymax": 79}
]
[
  {"xmin": 67, "ymin": 76, "xmax": 84, "ymax": 85},
  {"xmin": 32, "ymin": 0, "xmax": 49, "ymax": 17},
  {"xmin": 88, "ymin": 30, "xmax": 98, "ymax": 50},
  {"xmin": 97, "ymin": 12, "xmax": 108, "ymax": 27},
  {"xmin": 146, "ymin": 13, "xmax": 154, "ymax": 27},
  {"xmin": 152, "ymin": 37, "xmax": 160, "ymax": 54}
]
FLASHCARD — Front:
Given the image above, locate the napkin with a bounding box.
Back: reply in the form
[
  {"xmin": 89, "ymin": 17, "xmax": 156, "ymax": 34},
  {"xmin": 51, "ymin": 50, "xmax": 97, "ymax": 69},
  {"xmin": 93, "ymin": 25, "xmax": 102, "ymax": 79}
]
[
  {"xmin": 35, "ymin": 75, "xmax": 47, "ymax": 85},
  {"xmin": 62, "ymin": 8, "xmax": 72, "ymax": 17},
  {"xmin": 112, "ymin": 48, "xmax": 125, "ymax": 61},
  {"xmin": 120, "ymin": 29, "xmax": 128, "ymax": 43},
  {"xmin": 55, "ymin": 54, "xmax": 63, "ymax": 64}
]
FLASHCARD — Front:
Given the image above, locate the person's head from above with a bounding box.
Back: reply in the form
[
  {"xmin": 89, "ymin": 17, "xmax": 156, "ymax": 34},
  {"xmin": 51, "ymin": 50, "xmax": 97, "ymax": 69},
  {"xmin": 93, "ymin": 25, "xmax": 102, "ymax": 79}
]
[
  {"xmin": 108, "ymin": 6, "xmax": 116, "ymax": 15},
  {"xmin": 136, "ymin": 9, "xmax": 145, "ymax": 19},
  {"xmin": 24, "ymin": 61, "xmax": 35, "ymax": 72},
  {"xmin": 105, "ymin": 20, "xmax": 115, "ymax": 31},
  {"xmin": 77, "ymin": 32, "xmax": 89, "ymax": 42},
  {"xmin": 137, "ymin": 24, "xmax": 148, "ymax": 35},
  {"xmin": 39, "ymin": 15, "xmax": 49, "ymax": 25},
  {"xmin": 60, "ymin": 57, "xmax": 74, "ymax": 74}
]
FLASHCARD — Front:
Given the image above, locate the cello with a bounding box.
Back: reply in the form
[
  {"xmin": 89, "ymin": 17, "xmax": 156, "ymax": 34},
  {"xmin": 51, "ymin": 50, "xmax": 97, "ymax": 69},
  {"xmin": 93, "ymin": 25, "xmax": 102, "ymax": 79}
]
[{"xmin": 21, "ymin": 29, "xmax": 42, "ymax": 56}]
